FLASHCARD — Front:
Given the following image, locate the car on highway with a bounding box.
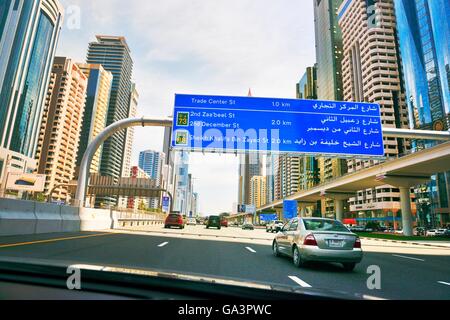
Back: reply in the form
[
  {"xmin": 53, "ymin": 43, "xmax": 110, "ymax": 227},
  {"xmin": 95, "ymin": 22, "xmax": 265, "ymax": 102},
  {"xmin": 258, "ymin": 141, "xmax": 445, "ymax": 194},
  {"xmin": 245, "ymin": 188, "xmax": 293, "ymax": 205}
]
[
  {"xmin": 164, "ymin": 214, "xmax": 185, "ymax": 229},
  {"xmin": 394, "ymin": 229, "xmax": 404, "ymax": 235},
  {"xmin": 272, "ymin": 217, "xmax": 363, "ymax": 271},
  {"xmin": 266, "ymin": 220, "xmax": 284, "ymax": 233},
  {"xmin": 349, "ymin": 226, "xmax": 366, "ymax": 232},
  {"xmin": 242, "ymin": 223, "xmax": 255, "ymax": 230},
  {"xmin": 187, "ymin": 218, "xmax": 197, "ymax": 226},
  {"xmin": 206, "ymin": 215, "xmax": 221, "ymax": 229},
  {"xmin": 426, "ymin": 229, "xmax": 437, "ymax": 237},
  {"xmin": 435, "ymin": 229, "xmax": 447, "ymax": 237},
  {"xmin": 220, "ymin": 219, "xmax": 228, "ymax": 228}
]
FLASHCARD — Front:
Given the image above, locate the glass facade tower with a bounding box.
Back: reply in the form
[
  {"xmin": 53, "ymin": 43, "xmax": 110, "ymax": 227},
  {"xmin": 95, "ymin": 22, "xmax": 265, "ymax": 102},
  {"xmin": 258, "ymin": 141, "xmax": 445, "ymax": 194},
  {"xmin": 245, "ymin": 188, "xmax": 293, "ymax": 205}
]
[
  {"xmin": 0, "ymin": 0, "xmax": 63, "ymax": 182},
  {"xmin": 395, "ymin": 0, "xmax": 450, "ymax": 226}
]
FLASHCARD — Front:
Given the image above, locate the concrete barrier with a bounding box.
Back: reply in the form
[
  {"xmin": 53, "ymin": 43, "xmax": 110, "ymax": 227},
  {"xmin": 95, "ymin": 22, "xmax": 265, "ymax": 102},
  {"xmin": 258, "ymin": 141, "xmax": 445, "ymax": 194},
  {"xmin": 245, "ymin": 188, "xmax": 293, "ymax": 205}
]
[
  {"xmin": 34, "ymin": 202, "xmax": 63, "ymax": 234},
  {"xmin": 0, "ymin": 198, "xmax": 165, "ymax": 236},
  {"xmin": 60, "ymin": 206, "xmax": 81, "ymax": 232},
  {"xmin": 0, "ymin": 198, "xmax": 37, "ymax": 236},
  {"xmin": 79, "ymin": 207, "xmax": 112, "ymax": 231}
]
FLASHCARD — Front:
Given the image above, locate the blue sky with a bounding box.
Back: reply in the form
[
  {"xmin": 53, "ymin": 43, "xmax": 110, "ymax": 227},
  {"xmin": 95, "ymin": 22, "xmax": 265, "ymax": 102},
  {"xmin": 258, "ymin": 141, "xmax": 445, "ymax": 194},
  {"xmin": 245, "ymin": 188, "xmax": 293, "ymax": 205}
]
[{"xmin": 56, "ymin": 0, "xmax": 315, "ymax": 214}]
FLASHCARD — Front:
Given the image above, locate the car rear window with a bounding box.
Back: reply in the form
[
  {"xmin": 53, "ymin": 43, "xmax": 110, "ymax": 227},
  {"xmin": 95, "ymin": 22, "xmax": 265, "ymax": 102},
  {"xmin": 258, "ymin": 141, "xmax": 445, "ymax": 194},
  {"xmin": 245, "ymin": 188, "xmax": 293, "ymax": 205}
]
[
  {"xmin": 169, "ymin": 214, "xmax": 180, "ymax": 218},
  {"xmin": 303, "ymin": 219, "xmax": 349, "ymax": 232}
]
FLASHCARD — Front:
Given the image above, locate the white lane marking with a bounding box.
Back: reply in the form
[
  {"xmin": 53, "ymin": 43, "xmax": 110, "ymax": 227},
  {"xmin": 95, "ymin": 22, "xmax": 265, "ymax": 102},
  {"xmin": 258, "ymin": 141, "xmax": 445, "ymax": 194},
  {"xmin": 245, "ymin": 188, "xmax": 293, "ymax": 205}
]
[
  {"xmin": 438, "ymin": 281, "xmax": 450, "ymax": 286},
  {"xmin": 245, "ymin": 247, "xmax": 256, "ymax": 253},
  {"xmin": 288, "ymin": 276, "xmax": 312, "ymax": 288},
  {"xmin": 158, "ymin": 242, "xmax": 169, "ymax": 248},
  {"xmin": 392, "ymin": 254, "xmax": 425, "ymax": 262}
]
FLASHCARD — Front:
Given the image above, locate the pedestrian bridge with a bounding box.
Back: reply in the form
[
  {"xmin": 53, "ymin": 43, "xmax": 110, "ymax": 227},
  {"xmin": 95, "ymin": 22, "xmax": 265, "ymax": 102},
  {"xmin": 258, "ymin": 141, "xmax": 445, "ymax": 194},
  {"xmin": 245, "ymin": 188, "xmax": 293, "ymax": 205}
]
[{"xmin": 257, "ymin": 141, "xmax": 450, "ymax": 236}]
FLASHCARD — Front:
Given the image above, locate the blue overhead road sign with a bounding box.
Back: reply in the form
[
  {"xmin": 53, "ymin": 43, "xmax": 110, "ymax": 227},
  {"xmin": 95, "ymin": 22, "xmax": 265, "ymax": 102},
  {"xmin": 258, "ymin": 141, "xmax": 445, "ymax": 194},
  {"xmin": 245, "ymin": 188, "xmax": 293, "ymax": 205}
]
[
  {"xmin": 283, "ymin": 200, "xmax": 298, "ymax": 220},
  {"xmin": 172, "ymin": 94, "xmax": 384, "ymax": 157}
]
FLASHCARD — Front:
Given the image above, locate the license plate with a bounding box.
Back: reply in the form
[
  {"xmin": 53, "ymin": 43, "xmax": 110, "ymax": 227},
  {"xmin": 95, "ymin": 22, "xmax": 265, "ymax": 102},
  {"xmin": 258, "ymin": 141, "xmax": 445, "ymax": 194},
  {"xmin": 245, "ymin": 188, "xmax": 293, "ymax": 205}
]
[{"xmin": 327, "ymin": 240, "xmax": 344, "ymax": 248}]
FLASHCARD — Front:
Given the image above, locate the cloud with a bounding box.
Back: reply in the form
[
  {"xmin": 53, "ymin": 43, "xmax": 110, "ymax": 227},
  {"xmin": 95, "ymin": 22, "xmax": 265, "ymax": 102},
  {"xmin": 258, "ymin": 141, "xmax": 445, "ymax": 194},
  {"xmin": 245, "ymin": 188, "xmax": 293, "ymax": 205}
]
[{"xmin": 57, "ymin": 0, "xmax": 315, "ymax": 214}]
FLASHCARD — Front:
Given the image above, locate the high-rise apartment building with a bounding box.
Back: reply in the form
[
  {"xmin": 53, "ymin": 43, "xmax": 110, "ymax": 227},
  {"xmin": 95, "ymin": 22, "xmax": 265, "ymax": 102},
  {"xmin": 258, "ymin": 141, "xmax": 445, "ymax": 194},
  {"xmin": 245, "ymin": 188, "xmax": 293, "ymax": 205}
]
[
  {"xmin": 173, "ymin": 150, "xmax": 190, "ymax": 215},
  {"xmin": 35, "ymin": 57, "xmax": 87, "ymax": 201},
  {"xmin": 313, "ymin": 0, "xmax": 349, "ymax": 217},
  {"xmin": 86, "ymin": 36, "xmax": 134, "ymax": 183},
  {"xmin": 264, "ymin": 154, "xmax": 278, "ymax": 205},
  {"xmin": 138, "ymin": 149, "xmax": 166, "ymax": 209},
  {"xmin": 296, "ymin": 66, "xmax": 321, "ymax": 193},
  {"xmin": 338, "ymin": 0, "xmax": 413, "ymax": 221},
  {"xmin": 0, "ymin": 0, "xmax": 64, "ymax": 185},
  {"xmin": 250, "ymin": 176, "xmax": 267, "ymax": 209},
  {"xmin": 237, "ymin": 90, "xmax": 263, "ymax": 206},
  {"xmin": 238, "ymin": 153, "xmax": 263, "ymax": 205},
  {"xmin": 138, "ymin": 150, "xmax": 166, "ymax": 185},
  {"xmin": 122, "ymin": 83, "xmax": 139, "ymax": 179},
  {"xmin": 117, "ymin": 82, "xmax": 138, "ymax": 209},
  {"xmin": 75, "ymin": 63, "xmax": 113, "ymax": 175},
  {"xmin": 394, "ymin": 0, "xmax": 450, "ymax": 226},
  {"xmin": 275, "ymin": 155, "xmax": 301, "ymax": 200}
]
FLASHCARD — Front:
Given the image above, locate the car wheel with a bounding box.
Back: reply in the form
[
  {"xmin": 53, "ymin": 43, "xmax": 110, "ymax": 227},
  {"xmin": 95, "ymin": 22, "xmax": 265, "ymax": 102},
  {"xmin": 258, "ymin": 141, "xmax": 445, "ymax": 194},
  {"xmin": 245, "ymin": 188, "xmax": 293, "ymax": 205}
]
[
  {"xmin": 272, "ymin": 241, "xmax": 280, "ymax": 257},
  {"xmin": 293, "ymin": 246, "xmax": 306, "ymax": 268},
  {"xmin": 342, "ymin": 263, "xmax": 356, "ymax": 272}
]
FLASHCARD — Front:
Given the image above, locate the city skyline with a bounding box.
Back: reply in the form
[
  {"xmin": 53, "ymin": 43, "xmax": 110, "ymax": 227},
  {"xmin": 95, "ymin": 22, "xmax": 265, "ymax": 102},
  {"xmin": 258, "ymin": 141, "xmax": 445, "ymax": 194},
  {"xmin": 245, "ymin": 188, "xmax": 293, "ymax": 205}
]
[{"xmin": 55, "ymin": 0, "xmax": 315, "ymax": 214}]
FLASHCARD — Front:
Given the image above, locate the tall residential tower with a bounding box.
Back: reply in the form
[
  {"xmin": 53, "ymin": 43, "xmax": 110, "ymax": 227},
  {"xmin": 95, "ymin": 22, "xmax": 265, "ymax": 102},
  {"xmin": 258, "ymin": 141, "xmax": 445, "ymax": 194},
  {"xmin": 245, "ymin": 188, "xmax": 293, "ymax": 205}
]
[
  {"xmin": 86, "ymin": 36, "xmax": 134, "ymax": 183},
  {"xmin": 338, "ymin": 0, "xmax": 413, "ymax": 222},
  {"xmin": 35, "ymin": 57, "xmax": 87, "ymax": 201}
]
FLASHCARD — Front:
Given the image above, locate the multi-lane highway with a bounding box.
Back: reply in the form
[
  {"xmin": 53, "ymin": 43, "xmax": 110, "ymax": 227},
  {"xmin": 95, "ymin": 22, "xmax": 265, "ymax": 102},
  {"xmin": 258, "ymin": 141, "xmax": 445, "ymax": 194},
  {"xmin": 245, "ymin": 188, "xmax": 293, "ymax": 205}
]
[{"xmin": 0, "ymin": 226, "xmax": 449, "ymax": 300}]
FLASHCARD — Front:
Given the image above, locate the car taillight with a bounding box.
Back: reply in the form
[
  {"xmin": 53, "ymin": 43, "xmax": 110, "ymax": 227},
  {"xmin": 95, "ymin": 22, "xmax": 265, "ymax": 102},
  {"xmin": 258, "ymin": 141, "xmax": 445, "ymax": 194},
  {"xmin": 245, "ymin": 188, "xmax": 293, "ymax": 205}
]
[
  {"xmin": 178, "ymin": 218, "xmax": 183, "ymax": 224},
  {"xmin": 304, "ymin": 234, "xmax": 318, "ymax": 246},
  {"xmin": 354, "ymin": 237, "xmax": 362, "ymax": 249}
]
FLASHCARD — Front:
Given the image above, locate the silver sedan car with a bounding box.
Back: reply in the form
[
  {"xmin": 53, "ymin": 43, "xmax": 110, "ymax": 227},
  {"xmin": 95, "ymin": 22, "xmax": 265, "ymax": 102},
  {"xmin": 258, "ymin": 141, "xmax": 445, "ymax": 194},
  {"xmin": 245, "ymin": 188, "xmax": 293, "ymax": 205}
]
[{"xmin": 273, "ymin": 217, "xmax": 363, "ymax": 271}]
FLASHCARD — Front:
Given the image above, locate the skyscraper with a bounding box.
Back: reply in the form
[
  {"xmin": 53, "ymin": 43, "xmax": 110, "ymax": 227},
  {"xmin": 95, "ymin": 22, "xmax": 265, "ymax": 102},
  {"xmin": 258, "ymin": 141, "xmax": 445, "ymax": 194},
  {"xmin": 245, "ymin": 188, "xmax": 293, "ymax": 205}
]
[
  {"xmin": 238, "ymin": 153, "xmax": 262, "ymax": 205},
  {"xmin": 76, "ymin": 63, "xmax": 113, "ymax": 174},
  {"xmin": 314, "ymin": 0, "xmax": 344, "ymax": 101},
  {"xmin": 250, "ymin": 176, "xmax": 267, "ymax": 208},
  {"xmin": 275, "ymin": 155, "xmax": 300, "ymax": 200},
  {"xmin": 296, "ymin": 66, "xmax": 320, "ymax": 193},
  {"xmin": 394, "ymin": 0, "xmax": 450, "ymax": 226},
  {"xmin": 338, "ymin": 0, "xmax": 413, "ymax": 222},
  {"xmin": 117, "ymin": 83, "xmax": 139, "ymax": 209},
  {"xmin": 35, "ymin": 57, "xmax": 87, "ymax": 202},
  {"xmin": 138, "ymin": 150, "xmax": 166, "ymax": 186},
  {"xmin": 237, "ymin": 89, "xmax": 262, "ymax": 205},
  {"xmin": 173, "ymin": 150, "xmax": 190, "ymax": 215},
  {"xmin": 0, "ymin": 0, "xmax": 64, "ymax": 184},
  {"xmin": 313, "ymin": 0, "xmax": 348, "ymax": 217},
  {"xmin": 122, "ymin": 83, "xmax": 139, "ymax": 179},
  {"xmin": 86, "ymin": 36, "xmax": 134, "ymax": 183},
  {"xmin": 139, "ymin": 150, "xmax": 166, "ymax": 209}
]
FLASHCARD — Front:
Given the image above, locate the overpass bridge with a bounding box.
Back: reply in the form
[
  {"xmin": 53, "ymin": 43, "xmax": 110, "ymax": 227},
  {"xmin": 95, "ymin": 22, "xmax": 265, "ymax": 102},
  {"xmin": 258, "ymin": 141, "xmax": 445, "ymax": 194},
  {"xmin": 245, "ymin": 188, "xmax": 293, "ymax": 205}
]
[{"xmin": 257, "ymin": 141, "xmax": 450, "ymax": 236}]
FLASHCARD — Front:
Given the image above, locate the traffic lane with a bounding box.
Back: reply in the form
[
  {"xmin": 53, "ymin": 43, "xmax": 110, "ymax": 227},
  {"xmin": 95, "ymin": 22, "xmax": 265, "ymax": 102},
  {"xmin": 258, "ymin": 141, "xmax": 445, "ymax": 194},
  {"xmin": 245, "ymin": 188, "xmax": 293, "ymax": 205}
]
[
  {"xmin": 0, "ymin": 232, "xmax": 449, "ymax": 299},
  {"xmin": 0, "ymin": 232, "xmax": 110, "ymax": 246},
  {"xmin": 120, "ymin": 224, "xmax": 275, "ymax": 241},
  {"xmin": 0, "ymin": 232, "xmax": 348, "ymax": 297}
]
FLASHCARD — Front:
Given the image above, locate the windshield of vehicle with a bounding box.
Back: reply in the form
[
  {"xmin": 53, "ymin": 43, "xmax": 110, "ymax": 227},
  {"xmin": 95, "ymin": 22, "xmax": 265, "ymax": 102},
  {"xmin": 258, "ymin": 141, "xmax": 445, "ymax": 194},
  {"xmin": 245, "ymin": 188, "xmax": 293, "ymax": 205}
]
[{"xmin": 303, "ymin": 219, "xmax": 350, "ymax": 233}]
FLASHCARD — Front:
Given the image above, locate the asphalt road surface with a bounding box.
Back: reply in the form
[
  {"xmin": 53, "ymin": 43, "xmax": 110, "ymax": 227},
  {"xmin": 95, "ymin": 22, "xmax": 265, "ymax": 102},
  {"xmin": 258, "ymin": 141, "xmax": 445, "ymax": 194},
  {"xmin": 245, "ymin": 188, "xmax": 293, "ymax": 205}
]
[{"xmin": 0, "ymin": 225, "xmax": 449, "ymax": 300}]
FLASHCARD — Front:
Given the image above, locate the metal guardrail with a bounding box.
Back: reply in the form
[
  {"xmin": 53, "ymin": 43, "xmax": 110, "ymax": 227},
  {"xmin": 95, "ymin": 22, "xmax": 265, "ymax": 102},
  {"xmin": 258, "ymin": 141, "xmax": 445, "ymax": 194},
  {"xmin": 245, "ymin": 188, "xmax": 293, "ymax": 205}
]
[{"xmin": 117, "ymin": 219, "xmax": 165, "ymax": 228}]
